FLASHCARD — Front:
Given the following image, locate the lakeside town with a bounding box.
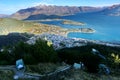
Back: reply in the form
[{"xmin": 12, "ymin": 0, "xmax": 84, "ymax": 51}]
[
  {"xmin": 27, "ymin": 33, "xmax": 120, "ymax": 50},
  {"xmin": 0, "ymin": 1, "xmax": 120, "ymax": 79}
]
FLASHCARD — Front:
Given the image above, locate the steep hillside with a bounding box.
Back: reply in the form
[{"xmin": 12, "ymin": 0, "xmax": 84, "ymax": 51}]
[
  {"xmin": 100, "ymin": 4, "xmax": 120, "ymax": 16},
  {"xmin": 11, "ymin": 5, "xmax": 102, "ymax": 20}
]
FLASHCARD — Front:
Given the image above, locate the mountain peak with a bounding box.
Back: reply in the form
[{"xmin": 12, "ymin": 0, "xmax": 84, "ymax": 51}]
[{"xmin": 11, "ymin": 4, "xmax": 120, "ymax": 20}]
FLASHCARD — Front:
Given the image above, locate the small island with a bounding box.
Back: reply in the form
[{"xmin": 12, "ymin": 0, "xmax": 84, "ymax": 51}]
[
  {"xmin": 79, "ymin": 28, "xmax": 95, "ymax": 33},
  {"xmin": 62, "ymin": 20, "xmax": 85, "ymax": 26}
]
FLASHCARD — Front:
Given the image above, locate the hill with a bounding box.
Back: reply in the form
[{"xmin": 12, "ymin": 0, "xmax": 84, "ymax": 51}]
[
  {"xmin": 25, "ymin": 14, "xmax": 61, "ymax": 20},
  {"xmin": 0, "ymin": 33, "xmax": 28, "ymax": 49},
  {"xmin": 11, "ymin": 5, "xmax": 102, "ymax": 20},
  {"xmin": 100, "ymin": 4, "xmax": 120, "ymax": 16},
  {"xmin": 0, "ymin": 18, "xmax": 63, "ymax": 35},
  {"xmin": 0, "ymin": 18, "xmax": 91, "ymax": 36}
]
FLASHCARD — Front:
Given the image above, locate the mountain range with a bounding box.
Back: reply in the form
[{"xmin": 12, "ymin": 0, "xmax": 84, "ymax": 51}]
[
  {"xmin": 100, "ymin": 4, "xmax": 120, "ymax": 16},
  {"xmin": 10, "ymin": 4, "xmax": 120, "ymax": 20},
  {"xmin": 11, "ymin": 5, "xmax": 103, "ymax": 20},
  {"xmin": 0, "ymin": 14, "xmax": 9, "ymax": 18}
]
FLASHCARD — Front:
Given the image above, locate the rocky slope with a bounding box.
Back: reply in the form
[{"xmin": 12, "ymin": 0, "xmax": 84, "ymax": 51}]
[
  {"xmin": 11, "ymin": 5, "xmax": 102, "ymax": 20},
  {"xmin": 10, "ymin": 4, "xmax": 120, "ymax": 20}
]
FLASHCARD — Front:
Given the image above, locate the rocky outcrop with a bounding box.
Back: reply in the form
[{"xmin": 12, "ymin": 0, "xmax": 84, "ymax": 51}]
[{"xmin": 11, "ymin": 5, "xmax": 103, "ymax": 20}]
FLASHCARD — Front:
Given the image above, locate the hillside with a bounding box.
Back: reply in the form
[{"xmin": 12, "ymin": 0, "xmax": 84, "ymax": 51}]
[
  {"xmin": 100, "ymin": 4, "xmax": 120, "ymax": 16},
  {"xmin": 25, "ymin": 14, "xmax": 61, "ymax": 20},
  {"xmin": 0, "ymin": 33, "xmax": 28, "ymax": 49},
  {"xmin": 11, "ymin": 5, "xmax": 102, "ymax": 20},
  {"xmin": 0, "ymin": 18, "xmax": 95, "ymax": 36},
  {"xmin": 0, "ymin": 18, "xmax": 37, "ymax": 35},
  {"xmin": 0, "ymin": 18, "xmax": 64, "ymax": 35}
]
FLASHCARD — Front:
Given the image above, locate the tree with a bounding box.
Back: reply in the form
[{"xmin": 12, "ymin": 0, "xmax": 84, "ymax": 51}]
[{"xmin": 32, "ymin": 39, "xmax": 58, "ymax": 63}]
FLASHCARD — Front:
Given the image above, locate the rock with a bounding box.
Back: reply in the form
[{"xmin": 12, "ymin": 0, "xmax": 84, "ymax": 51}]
[
  {"xmin": 73, "ymin": 62, "xmax": 84, "ymax": 69},
  {"xmin": 98, "ymin": 64, "xmax": 110, "ymax": 75}
]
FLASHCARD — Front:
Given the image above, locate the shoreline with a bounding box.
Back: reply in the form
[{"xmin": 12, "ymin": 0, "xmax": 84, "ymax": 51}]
[
  {"xmin": 71, "ymin": 37, "xmax": 120, "ymax": 47},
  {"xmin": 28, "ymin": 33, "xmax": 120, "ymax": 50},
  {"xmin": 24, "ymin": 19, "xmax": 95, "ymax": 37}
]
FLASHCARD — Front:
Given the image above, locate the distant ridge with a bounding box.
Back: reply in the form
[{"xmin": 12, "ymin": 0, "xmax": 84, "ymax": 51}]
[
  {"xmin": 11, "ymin": 5, "xmax": 103, "ymax": 20},
  {"xmin": 10, "ymin": 4, "xmax": 120, "ymax": 20},
  {"xmin": 0, "ymin": 14, "xmax": 9, "ymax": 18},
  {"xmin": 25, "ymin": 14, "xmax": 61, "ymax": 20},
  {"xmin": 100, "ymin": 4, "xmax": 120, "ymax": 16}
]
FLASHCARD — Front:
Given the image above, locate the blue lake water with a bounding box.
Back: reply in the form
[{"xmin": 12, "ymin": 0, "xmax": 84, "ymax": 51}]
[{"xmin": 40, "ymin": 13, "xmax": 120, "ymax": 43}]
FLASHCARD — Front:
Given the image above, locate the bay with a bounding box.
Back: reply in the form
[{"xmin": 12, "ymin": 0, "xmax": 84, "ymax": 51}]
[{"xmin": 40, "ymin": 13, "xmax": 120, "ymax": 43}]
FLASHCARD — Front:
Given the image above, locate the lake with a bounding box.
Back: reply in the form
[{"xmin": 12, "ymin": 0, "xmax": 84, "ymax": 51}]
[{"xmin": 40, "ymin": 13, "xmax": 120, "ymax": 43}]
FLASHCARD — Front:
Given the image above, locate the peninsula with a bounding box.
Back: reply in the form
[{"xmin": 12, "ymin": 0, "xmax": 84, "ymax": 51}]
[
  {"xmin": 62, "ymin": 20, "xmax": 85, "ymax": 26},
  {"xmin": 0, "ymin": 18, "xmax": 95, "ymax": 37}
]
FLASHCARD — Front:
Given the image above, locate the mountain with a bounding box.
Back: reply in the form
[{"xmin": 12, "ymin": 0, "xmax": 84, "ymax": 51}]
[
  {"xmin": 25, "ymin": 14, "xmax": 61, "ymax": 20},
  {"xmin": 11, "ymin": 5, "xmax": 102, "ymax": 20},
  {"xmin": 100, "ymin": 4, "xmax": 120, "ymax": 16},
  {"xmin": 0, "ymin": 14, "xmax": 9, "ymax": 18}
]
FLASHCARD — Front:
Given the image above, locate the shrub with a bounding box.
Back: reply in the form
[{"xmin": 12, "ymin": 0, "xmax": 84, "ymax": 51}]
[
  {"xmin": 13, "ymin": 39, "xmax": 58, "ymax": 64},
  {"xmin": 0, "ymin": 47, "xmax": 14, "ymax": 65},
  {"xmin": 31, "ymin": 39, "xmax": 58, "ymax": 63},
  {"xmin": 57, "ymin": 45, "xmax": 105, "ymax": 73}
]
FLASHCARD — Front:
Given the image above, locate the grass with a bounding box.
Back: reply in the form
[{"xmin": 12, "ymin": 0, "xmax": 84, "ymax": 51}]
[
  {"xmin": 0, "ymin": 63, "xmax": 120, "ymax": 80},
  {"xmin": 25, "ymin": 62, "xmax": 70, "ymax": 74},
  {"xmin": 0, "ymin": 70, "xmax": 14, "ymax": 80},
  {"xmin": 64, "ymin": 69, "xmax": 120, "ymax": 80},
  {"xmin": 25, "ymin": 63, "xmax": 61, "ymax": 74},
  {"xmin": 0, "ymin": 18, "xmax": 65, "ymax": 35}
]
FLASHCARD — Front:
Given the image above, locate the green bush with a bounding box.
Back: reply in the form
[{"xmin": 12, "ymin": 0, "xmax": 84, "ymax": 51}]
[
  {"xmin": 31, "ymin": 39, "xmax": 58, "ymax": 63},
  {"xmin": 57, "ymin": 44, "xmax": 113, "ymax": 73},
  {"xmin": 0, "ymin": 39, "xmax": 58, "ymax": 65},
  {"xmin": 0, "ymin": 47, "xmax": 14, "ymax": 65}
]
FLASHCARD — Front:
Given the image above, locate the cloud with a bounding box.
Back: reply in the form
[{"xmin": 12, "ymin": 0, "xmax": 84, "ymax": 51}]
[{"xmin": 32, "ymin": 0, "xmax": 54, "ymax": 6}]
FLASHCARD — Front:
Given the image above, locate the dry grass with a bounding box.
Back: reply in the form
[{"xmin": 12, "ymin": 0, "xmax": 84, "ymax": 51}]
[
  {"xmin": 64, "ymin": 69, "xmax": 120, "ymax": 80},
  {"xmin": 0, "ymin": 63, "xmax": 119, "ymax": 80},
  {"xmin": 25, "ymin": 63, "xmax": 65, "ymax": 74},
  {"xmin": 0, "ymin": 70, "xmax": 14, "ymax": 80},
  {"xmin": 0, "ymin": 18, "xmax": 66, "ymax": 36}
]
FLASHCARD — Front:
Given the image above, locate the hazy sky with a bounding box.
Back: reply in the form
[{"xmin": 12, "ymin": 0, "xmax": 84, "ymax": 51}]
[{"xmin": 0, "ymin": 0, "xmax": 120, "ymax": 14}]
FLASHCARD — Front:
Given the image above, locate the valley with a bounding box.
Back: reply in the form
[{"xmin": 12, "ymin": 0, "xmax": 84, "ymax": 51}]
[{"xmin": 0, "ymin": 2, "xmax": 120, "ymax": 80}]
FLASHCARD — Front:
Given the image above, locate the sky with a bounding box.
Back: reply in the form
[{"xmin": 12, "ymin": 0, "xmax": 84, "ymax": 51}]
[{"xmin": 0, "ymin": 0, "xmax": 120, "ymax": 15}]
